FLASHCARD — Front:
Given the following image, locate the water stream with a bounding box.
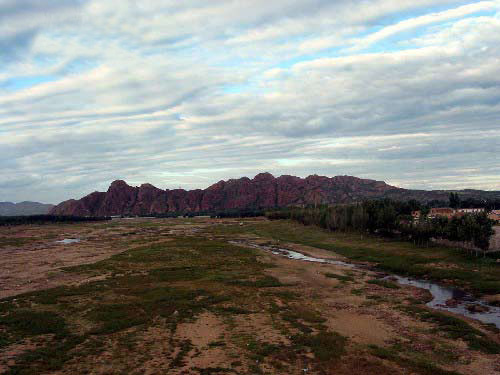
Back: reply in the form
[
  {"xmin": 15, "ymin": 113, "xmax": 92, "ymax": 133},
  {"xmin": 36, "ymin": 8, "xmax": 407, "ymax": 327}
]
[
  {"xmin": 230, "ymin": 240, "xmax": 500, "ymax": 328},
  {"xmin": 389, "ymin": 275, "xmax": 500, "ymax": 328},
  {"xmin": 55, "ymin": 238, "xmax": 81, "ymax": 244}
]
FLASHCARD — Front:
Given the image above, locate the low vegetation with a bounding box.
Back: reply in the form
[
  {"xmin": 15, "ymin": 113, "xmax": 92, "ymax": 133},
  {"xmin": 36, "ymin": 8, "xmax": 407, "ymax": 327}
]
[
  {"xmin": 0, "ymin": 235, "xmax": 349, "ymax": 374},
  {"xmin": 216, "ymin": 219, "xmax": 499, "ymax": 296},
  {"xmin": 1, "ymin": 218, "xmax": 498, "ymax": 375},
  {"xmin": 399, "ymin": 305, "xmax": 500, "ymax": 354}
]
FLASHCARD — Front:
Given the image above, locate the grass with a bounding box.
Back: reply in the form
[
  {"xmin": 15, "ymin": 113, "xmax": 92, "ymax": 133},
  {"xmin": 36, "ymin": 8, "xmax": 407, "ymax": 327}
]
[
  {"xmin": 5, "ymin": 334, "xmax": 87, "ymax": 375},
  {"xmin": 170, "ymin": 339, "xmax": 193, "ymax": 369},
  {"xmin": 0, "ymin": 233, "xmax": 317, "ymax": 374},
  {"xmin": 247, "ymin": 340, "xmax": 281, "ymax": 360},
  {"xmin": 0, "ymin": 237, "xmax": 35, "ymax": 248},
  {"xmin": 0, "ymin": 237, "xmax": 273, "ymax": 372},
  {"xmin": 208, "ymin": 220, "xmax": 500, "ymax": 296},
  {"xmin": 292, "ymin": 331, "xmax": 346, "ymax": 362},
  {"xmin": 282, "ymin": 307, "xmax": 326, "ymax": 325},
  {"xmin": 324, "ymin": 272, "xmax": 354, "ymax": 282},
  {"xmin": 400, "ymin": 305, "xmax": 500, "ymax": 354},
  {"xmin": 369, "ymin": 344, "xmax": 463, "ymax": 375},
  {"xmin": 351, "ymin": 288, "xmax": 364, "ymax": 295},
  {"xmin": 86, "ymin": 303, "xmax": 149, "ymax": 335},
  {"xmin": 1, "ymin": 219, "xmax": 497, "ymax": 374},
  {"xmin": 195, "ymin": 367, "xmax": 236, "ymax": 374},
  {"xmin": 0, "ymin": 310, "xmax": 67, "ymax": 337}
]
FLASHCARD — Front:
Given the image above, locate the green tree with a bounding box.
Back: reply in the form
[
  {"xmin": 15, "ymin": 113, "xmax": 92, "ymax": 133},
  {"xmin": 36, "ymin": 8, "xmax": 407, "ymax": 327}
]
[{"xmin": 449, "ymin": 192, "xmax": 461, "ymax": 209}]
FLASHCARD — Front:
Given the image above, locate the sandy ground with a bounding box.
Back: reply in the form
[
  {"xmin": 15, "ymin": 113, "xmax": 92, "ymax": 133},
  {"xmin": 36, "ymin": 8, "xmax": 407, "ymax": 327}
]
[
  {"xmin": 0, "ymin": 219, "xmax": 215, "ymax": 299},
  {"xmin": 228, "ymin": 239, "xmax": 500, "ymax": 375},
  {"xmin": 1, "ymin": 218, "xmax": 499, "ymax": 375}
]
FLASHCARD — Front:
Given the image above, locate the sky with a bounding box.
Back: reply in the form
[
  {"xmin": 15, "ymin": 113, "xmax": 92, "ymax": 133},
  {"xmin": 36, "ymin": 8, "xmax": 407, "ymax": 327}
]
[{"xmin": 1, "ymin": 0, "xmax": 499, "ymax": 204}]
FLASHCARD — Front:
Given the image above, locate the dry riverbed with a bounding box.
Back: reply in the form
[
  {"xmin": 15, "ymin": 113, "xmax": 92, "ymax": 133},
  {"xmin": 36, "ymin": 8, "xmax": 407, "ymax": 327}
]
[{"xmin": 0, "ymin": 218, "xmax": 499, "ymax": 375}]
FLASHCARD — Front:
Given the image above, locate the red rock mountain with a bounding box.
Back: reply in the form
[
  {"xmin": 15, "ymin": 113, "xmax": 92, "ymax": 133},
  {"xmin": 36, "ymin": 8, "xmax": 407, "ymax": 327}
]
[{"xmin": 49, "ymin": 173, "xmax": 498, "ymax": 216}]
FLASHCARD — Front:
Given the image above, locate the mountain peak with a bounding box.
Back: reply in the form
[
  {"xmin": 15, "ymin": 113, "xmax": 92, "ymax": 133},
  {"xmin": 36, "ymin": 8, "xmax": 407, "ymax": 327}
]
[
  {"xmin": 110, "ymin": 180, "xmax": 130, "ymax": 187},
  {"xmin": 253, "ymin": 172, "xmax": 275, "ymax": 181}
]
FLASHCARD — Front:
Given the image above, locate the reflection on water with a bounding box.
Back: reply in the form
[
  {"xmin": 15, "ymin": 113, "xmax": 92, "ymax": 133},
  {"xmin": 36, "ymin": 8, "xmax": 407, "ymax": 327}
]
[
  {"xmin": 55, "ymin": 238, "xmax": 80, "ymax": 244},
  {"xmin": 231, "ymin": 240, "xmax": 500, "ymax": 328},
  {"xmin": 247, "ymin": 242, "xmax": 354, "ymax": 268}
]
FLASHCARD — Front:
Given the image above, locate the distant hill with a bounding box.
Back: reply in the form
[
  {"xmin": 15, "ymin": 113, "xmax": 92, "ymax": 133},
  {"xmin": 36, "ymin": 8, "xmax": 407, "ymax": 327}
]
[
  {"xmin": 50, "ymin": 173, "xmax": 500, "ymax": 217},
  {"xmin": 0, "ymin": 201, "xmax": 55, "ymax": 216}
]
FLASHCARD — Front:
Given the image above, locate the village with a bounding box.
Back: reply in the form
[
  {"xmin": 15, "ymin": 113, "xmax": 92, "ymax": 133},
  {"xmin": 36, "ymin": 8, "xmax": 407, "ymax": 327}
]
[
  {"xmin": 412, "ymin": 207, "xmax": 500, "ymax": 222},
  {"xmin": 410, "ymin": 207, "xmax": 500, "ymax": 253}
]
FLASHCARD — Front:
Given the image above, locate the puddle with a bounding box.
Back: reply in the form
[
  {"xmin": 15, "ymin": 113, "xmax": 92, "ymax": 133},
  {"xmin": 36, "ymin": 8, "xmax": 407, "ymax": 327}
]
[
  {"xmin": 55, "ymin": 238, "xmax": 81, "ymax": 244},
  {"xmin": 231, "ymin": 241, "xmax": 355, "ymax": 268},
  {"xmin": 231, "ymin": 239, "xmax": 500, "ymax": 328}
]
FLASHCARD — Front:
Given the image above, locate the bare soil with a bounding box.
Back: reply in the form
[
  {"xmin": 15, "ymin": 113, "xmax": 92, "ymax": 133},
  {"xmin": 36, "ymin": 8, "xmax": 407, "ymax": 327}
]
[{"xmin": 0, "ymin": 218, "xmax": 498, "ymax": 375}]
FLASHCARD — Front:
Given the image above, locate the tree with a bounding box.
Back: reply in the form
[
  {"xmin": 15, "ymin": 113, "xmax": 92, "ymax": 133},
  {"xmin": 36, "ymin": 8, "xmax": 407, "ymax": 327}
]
[
  {"xmin": 449, "ymin": 192, "xmax": 461, "ymax": 209},
  {"xmin": 471, "ymin": 213, "xmax": 495, "ymax": 250}
]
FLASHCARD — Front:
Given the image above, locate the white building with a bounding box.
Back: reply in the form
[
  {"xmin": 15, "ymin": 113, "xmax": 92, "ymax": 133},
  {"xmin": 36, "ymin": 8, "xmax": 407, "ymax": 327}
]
[{"xmin": 456, "ymin": 208, "xmax": 485, "ymax": 214}]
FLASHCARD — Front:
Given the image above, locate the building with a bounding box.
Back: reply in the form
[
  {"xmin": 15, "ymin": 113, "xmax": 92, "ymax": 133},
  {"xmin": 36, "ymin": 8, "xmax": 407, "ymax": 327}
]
[
  {"xmin": 428, "ymin": 207, "xmax": 455, "ymax": 219},
  {"xmin": 411, "ymin": 211, "xmax": 421, "ymax": 221},
  {"xmin": 427, "ymin": 207, "xmax": 488, "ymax": 220},
  {"xmin": 456, "ymin": 208, "xmax": 485, "ymax": 214},
  {"xmin": 488, "ymin": 210, "xmax": 500, "ymax": 223}
]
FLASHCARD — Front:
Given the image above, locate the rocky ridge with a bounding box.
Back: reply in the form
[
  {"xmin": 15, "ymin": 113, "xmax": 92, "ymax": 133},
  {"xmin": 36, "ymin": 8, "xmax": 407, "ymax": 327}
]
[{"xmin": 50, "ymin": 173, "xmax": 500, "ymax": 216}]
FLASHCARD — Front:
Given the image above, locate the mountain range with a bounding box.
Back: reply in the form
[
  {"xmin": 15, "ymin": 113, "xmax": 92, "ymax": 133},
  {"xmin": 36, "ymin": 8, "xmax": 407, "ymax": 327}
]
[
  {"xmin": 49, "ymin": 173, "xmax": 500, "ymax": 217},
  {"xmin": 0, "ymin": 201, "xmax": 54, "ymax": 216}
]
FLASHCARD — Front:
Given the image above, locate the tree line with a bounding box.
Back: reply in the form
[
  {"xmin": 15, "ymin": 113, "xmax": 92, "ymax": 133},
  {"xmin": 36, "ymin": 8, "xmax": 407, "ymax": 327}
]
[
  {"xmin": 448, "ymin": 192, "xmax": 500, "ymax": 210},
  {"xmin": 0, "ymin": 215, "xmax": 111, "ymax": 226},
  {"xmin": 137, "ymin": 209, "xmax": 265, "ymax": 219},
  {"xmin": 266, "ymin": 199, "xmax": 495, "ymax": 251}
]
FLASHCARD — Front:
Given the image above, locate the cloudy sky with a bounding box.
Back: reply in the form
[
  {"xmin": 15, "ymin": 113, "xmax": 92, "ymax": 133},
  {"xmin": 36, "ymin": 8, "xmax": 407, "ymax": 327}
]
[{"xmin": 1, "ymin": 0, "xmax": 499, "ymax": 203}]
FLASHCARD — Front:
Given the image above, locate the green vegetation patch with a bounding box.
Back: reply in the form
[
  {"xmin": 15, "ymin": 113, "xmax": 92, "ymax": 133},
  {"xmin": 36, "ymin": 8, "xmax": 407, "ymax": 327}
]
[
  {"xmin": 149, "ymin": 265, "xmax": 208, "ymax": 282},
  {"xmin": 194, "ymin": 367, "xmax": 237, "ymax": 374},
  {"xmin": 247, "ymin": 340, "xmax": 281, "ymax": 360},
  {"xmin": 324, "ymin": 272, "xmax": 354, "ymax": 282},
  {"xmin": 5, "ymin": 334, "xmax": 86, "ymax": 375},
  {"xmin": 170, "ymin": 339, "xmax": 193, "ymax": 369},
  {"xmin": 0, "ymin": 310, "xmax": 67, "ymax": 337},
  {"xmin": 227, "ymin": 220, "xmax": 500, "ymax": 296},
  {"xmin": 0, "ymin": 237, "xmax": 35, "ymax": 248},
  {"xmin": 292, "ymin": 331, "xmax": 346, "ymax": 362},
  {"xmin": 86, "ymin": 303, "xmax": 148, "ymax": 335},
  {"xmin": 282, "ymin": 307, "xmax": 326, "ymax": 324},
  {"xmin": 369, "ymin": 344, "xmax": 462, "ymax": 375},
  {"xmin": 280, "ymin": 305, "xmax": 327, "ymax": 334},
  {"xmin": 400, "ymin": 305, "xmax": 500, "ymax": 354},
  {"xmin": 0, "ymin": 235, "xmax": 289, "ymax": 374}
]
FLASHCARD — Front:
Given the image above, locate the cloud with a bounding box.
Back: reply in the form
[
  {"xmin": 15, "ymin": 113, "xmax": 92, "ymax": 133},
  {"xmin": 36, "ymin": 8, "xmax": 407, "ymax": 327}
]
[
  {"xmin": 0, "ymin": 0, "xmax": 86, "ymax": 63},
  {"xmin": 347, "ymin": 1, "xmax": 498, "ymax": 51},
  {"xmin": 0, "ymin": 0, "xmax": 499, "ymax": 203}
]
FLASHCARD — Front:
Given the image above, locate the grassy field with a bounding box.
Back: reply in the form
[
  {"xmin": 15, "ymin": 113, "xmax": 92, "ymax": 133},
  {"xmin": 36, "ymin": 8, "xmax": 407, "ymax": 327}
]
[
  {"xmin": 208, "ymin": 220, "xmax": 500, "ymax": 296},
  {"xmin": 0, "ymin": 234, "xmax": 350, "ymax": 374},
  {"xmin": 0, "ymin": 218, "xmax": 498, "ymax": 375}
]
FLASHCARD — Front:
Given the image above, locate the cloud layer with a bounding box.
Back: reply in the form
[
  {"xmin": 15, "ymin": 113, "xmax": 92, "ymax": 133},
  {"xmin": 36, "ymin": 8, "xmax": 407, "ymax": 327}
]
[{"xmin": 1, "ymin": 0, "xmax": 499, "ymax": 203}]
